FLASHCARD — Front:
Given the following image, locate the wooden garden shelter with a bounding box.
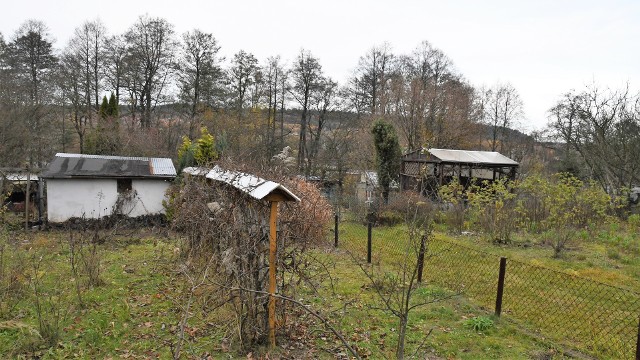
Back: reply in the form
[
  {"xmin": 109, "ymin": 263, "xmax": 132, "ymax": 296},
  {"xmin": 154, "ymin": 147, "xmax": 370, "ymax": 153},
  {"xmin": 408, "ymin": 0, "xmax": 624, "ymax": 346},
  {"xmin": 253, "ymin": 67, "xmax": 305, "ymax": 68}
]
[{"xmin": 400, "ymin": 148, "xmax": 519, "ymax": 196}]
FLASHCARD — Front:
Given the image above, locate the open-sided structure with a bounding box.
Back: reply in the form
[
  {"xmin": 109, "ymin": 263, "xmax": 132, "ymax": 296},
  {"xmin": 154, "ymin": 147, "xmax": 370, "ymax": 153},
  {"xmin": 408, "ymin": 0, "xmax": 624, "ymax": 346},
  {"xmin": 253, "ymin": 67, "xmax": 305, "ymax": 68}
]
[{"xmin": 401, "ymin": 148, "xmax": 519, "ymax": 196}]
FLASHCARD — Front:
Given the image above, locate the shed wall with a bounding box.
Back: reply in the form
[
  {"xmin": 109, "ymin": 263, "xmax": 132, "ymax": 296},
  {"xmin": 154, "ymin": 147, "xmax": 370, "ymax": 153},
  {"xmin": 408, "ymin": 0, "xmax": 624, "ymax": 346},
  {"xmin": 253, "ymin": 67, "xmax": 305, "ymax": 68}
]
[
  {"xmin": 47, "ymin": 179, "xmax": 117, "ymax": 222},
  {"xmin": 46, "ymin": 179, "xmax": 170, "ymax": 222},
  {"xmin": 129, "ymin": 180, "xmax": 171, "ymax": 217}
]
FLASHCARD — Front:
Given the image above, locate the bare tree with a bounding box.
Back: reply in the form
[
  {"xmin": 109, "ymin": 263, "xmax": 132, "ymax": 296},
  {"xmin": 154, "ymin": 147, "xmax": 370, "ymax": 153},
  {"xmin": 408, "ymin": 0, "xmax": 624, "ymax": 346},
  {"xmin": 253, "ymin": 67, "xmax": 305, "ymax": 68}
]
[
  {"xmin": 227, "ymin": 50, "xmax": 259, "ymax": 118},
  {"xmin": 103, "ymin": 34, "xmax": 127, "ymax": 106},
  {"xmin": 307, "ymin": 76, "xmax": 339, "ymax": 175},
  {"xmin": 56, "ymin": 51, "xmax": 90, "ymax": 153},
  {"xmin": 351, "ymin": 43, "xmax": 394, "ymax": 116},
  {"xmin": 2, "ymin": 20, "xmax": 57, "ymax": 166},
  {"xmin": 123, "ymin": 15, "xmax": 177, "ymax": 128},
  {"xmin": 263, "ymin": 56, "xmax": 286, "ymax": 157},
  {"xmin": 289, "ymin": 49, "xmax": 323, "ymax": 172},
  {"xmin": 176, "ymin": 29, "xmax": 222, "ymax": 138},
  {"xmin": 58, "ymin": 19, "xmax": 108, "ymax": 153},
  {"xmin": 353, "ymin": 200, "xmax": 449, "ymax": 359},
  {"xmin": 482, "ymin": 82, "xmax": 524, "ymax": 153},
  {"xmin": 548, "ymin": 84, "xmax": 640, "ymax": 191},
  {"xmin": 69, "ymin": 19, "xmax": 107, "ymax": 113}
]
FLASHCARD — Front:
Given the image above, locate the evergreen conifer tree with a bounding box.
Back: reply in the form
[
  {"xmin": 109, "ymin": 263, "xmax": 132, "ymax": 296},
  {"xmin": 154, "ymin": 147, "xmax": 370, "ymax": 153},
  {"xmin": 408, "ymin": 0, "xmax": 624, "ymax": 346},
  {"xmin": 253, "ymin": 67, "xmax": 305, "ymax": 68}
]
[
  {"xmin": 99, "ymin": 96, "xmax": 109, "ymax": 119},
  {"xmin": 108, "ymin": 92, "xmax": 118, "ymax": 117},
  {"xmin": 372, "ymin": 119, "xmax": 401, "ymax": 203}
]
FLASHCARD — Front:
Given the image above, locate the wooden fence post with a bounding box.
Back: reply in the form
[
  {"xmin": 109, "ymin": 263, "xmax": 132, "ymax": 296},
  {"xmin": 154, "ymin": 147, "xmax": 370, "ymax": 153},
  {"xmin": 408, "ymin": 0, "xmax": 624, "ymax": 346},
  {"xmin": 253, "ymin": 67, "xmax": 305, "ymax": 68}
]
[
  {"xmin": 495, "ymin": 257, "xmax": 507, "ymax": 317},
  {"xmin": 24, "ymin": 172, "xmax": 30, "ymax": 230},
  {"xmin": 268, "ymin": 201, "xmax": 278, "ymax": 348},
  {"xmin": 334, "ymin": 214, "xmax": 339, "ymax": 247},
  {"xmin": 367, "ymin": 222, "xmax": 372, "ymax": 264},
  {"xmin": 417, "ymin": 234, "xmax": 426, "ymax": 283}
]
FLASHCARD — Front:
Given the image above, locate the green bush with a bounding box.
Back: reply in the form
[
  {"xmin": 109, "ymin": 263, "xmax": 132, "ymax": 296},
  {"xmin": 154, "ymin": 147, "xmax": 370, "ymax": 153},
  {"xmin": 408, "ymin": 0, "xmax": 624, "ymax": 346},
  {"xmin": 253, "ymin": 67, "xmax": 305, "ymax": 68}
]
[
  {"xmin": 628, "ymin": 214, "xmax": 640, "ymax": 229},
  {"xmin": 464, "ymin": 316, "xmax": 494, "ymax": 332},
  {"xmin": 467, "ymin": 179, "xmax": 518, "ymax": 244}
]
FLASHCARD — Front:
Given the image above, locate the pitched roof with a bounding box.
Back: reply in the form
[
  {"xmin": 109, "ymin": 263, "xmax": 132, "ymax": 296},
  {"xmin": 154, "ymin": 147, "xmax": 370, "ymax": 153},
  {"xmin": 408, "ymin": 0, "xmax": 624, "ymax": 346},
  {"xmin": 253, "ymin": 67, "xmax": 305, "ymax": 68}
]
[
  {"xmin": 183, "ymin": 166, "xmax": 300, "ymax": 202},
  {"xmin": 407, "ymin": 148, "xmax": 518, "ymax": 166},
  {"xmin": 41, "ymin": 153, "xmax": 176, "ymax": 179}
]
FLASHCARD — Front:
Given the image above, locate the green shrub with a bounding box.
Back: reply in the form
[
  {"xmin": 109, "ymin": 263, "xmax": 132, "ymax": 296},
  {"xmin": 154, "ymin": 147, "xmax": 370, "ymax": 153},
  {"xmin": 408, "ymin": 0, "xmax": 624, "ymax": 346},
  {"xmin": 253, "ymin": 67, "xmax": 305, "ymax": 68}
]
[
  {"xmin": 606, "ymin": 248, "xmax": 621, "ymax": 260},
  {"xmin": 628, "ymin": 214, "xmax": 640, "ymax": 229},
  {"xmin": 464, "ymin": 316, "xmax": 494, "ymax": 332},
  {"xmin": 467, "ymin": 179, "xmax": 518, "ymax": 244}
]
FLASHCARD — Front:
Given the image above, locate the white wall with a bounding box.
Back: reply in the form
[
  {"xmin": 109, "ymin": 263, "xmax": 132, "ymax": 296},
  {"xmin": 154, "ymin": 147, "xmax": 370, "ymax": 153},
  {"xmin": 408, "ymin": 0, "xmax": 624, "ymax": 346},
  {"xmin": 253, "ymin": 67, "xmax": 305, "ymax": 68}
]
[
  {"xmin": 46, "ymin": 178, "xmax": 171, "ymax": 222},
  {"xmin": 129, "ymin": 179, "xmax": 171, "ymax": 217},
  {"xmin": 47, "ymin": 179, "xmax": 117, "ymax": 222}
]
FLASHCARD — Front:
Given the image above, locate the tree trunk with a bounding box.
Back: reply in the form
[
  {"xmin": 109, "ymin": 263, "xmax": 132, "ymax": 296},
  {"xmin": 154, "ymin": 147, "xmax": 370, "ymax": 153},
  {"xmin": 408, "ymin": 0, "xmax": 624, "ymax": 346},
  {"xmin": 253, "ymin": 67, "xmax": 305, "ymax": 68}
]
[{"xmin": 396, "ymin": 314, "xmax": 408, "ymax": 359}]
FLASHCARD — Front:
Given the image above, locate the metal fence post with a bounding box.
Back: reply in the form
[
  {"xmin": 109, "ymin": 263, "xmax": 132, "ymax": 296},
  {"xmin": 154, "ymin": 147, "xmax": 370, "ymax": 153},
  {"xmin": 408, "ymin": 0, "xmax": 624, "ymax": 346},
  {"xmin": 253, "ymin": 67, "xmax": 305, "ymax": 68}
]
[
  {"xmin": 334, "ymin": 214, "xmax": 339, "ymax": 247},
  {"xmin": 495, "ymin": 257, "xmax": 507, "ymax": 317},
  {"xmin": 417, "ymin": 234, "xmax": 426, "ymax": 283},
  {"xmin": 367, "ymin": 222, "xmax": 372, "ymax": 264},
  {"xmin": 636, "ymin": 315, "xmax": 640, "ymax": 360}
]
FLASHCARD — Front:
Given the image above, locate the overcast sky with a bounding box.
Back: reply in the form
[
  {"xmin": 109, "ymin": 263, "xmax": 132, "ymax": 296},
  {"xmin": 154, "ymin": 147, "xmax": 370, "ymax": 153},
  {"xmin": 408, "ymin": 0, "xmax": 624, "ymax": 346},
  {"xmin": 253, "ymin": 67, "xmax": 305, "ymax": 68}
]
[{"xmin": 2, "ymin": 0, "xmax": 638, "ymax": 132}]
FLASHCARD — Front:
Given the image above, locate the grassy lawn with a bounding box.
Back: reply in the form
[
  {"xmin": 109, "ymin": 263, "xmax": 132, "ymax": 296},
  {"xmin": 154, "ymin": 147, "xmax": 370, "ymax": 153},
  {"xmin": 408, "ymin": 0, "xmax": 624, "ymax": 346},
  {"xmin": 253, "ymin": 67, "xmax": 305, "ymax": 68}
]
[
  {"xmin": 335, "ymin": 219, "xmax": 640, "ymax": 359},
  {"xmin": 0, "ymin": 228, "xmax": 232, "ymax": 359},
  {"xmin": 0, "ymin": 222, "xmax": 576, "ymax": 359},
  {"xmin": 310, "ymin": 252, "xmax": 565, "ymax": 359}
]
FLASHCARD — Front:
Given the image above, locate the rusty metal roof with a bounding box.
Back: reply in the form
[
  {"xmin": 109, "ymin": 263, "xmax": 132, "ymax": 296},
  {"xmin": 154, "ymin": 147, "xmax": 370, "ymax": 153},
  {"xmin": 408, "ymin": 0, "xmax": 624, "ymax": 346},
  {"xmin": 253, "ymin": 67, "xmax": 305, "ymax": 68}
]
[
  {"xmin": 183, "ymin": 166, "xmax": 300, "ymax": 202},
  {"xmin": 41, "ymin": 153, "xmax": 176, "ymax": 179},
  {"xmin": 426, "ymin": 149, "xmax": 518, "ymax": 166}
]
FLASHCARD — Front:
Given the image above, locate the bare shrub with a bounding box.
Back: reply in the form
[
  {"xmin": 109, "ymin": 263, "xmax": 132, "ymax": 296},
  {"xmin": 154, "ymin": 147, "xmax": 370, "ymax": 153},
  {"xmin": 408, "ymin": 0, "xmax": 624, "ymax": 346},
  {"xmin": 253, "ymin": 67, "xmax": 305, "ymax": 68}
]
[
  {"xmin": 0, "ymin": 229, "xmax": 28, "ymax": 319},
  {"xmin": 353, "ymin": 196, "xmax": 450, "ymax": 359},
  {"xmin": 169, "ymin": 165, "xmax": 333, "ymax": 350},
  {"xmin": 67, "ymin": 229, "xmax": 104, "ymax": 307},
  {"xmin": 438, "ymin": 179, "xmax": 468, "ymax": 234},
  {"xmin": 30, "ymin": 254, "xmax": 69, "ymax": 348}
]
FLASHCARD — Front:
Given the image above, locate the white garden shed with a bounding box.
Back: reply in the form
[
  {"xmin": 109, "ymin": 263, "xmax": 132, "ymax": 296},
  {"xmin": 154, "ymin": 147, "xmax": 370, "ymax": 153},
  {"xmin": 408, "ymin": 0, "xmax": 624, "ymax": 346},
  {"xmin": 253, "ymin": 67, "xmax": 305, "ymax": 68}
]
[{"xmin": 41, "ymin": 153, "xmax": 176, "ymax": 222}]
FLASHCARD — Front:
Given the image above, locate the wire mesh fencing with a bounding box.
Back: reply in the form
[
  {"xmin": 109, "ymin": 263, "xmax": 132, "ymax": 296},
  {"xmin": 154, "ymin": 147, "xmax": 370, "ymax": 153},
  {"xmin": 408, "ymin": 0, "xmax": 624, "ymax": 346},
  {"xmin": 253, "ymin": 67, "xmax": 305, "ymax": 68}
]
[
  {"xmin": 504, "ymin": 259, "xmax": 640, "ymax": 359},
  {"xmin": 333, "ymin": 219, "xmax": 640, "ymax": 359}
]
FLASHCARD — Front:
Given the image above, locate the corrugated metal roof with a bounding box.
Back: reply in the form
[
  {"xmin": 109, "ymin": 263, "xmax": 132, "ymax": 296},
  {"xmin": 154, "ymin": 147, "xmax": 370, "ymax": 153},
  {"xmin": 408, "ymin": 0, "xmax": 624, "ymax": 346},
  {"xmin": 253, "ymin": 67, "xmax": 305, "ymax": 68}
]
[
  {"xmin": 42, "ymin": 153, "xmax": 176, "ymax": 179},
  {"xmin": 428, "ymin": 149, "xmax": 518, "ymax": 166},
  {"xmin": 183, "ymin": 166, "xmax": 300, "ymax": 202},
  {"xmin": 150, "ymin": 158, "xmax": 177, "ymax": 176},
  {"xmin": 56, "ymin": 153, "xmax": 150, "ymax": 161}
]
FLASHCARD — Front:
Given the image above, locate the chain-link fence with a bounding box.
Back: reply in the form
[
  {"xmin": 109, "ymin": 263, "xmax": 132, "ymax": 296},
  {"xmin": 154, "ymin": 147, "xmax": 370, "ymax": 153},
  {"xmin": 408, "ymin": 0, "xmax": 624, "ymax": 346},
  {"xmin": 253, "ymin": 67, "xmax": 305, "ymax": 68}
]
[{"xmin": 333, "ymin": 219, "xmax": 640, "ymax": 359}]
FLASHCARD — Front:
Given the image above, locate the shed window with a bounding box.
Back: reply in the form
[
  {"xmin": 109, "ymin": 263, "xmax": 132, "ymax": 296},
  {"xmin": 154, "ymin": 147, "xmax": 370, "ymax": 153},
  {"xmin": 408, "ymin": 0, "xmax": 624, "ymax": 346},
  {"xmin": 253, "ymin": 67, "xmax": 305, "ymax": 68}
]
[{"xmin": 117, "ymin": 179, "xmax": 132, "ymax": 193}]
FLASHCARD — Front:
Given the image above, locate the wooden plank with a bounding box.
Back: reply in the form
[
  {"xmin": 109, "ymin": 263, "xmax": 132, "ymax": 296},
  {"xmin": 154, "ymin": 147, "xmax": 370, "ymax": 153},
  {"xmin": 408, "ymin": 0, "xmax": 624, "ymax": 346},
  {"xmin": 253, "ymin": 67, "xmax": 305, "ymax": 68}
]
[
  {"xmin": 268, "ymin": 201, "xmax": 278, "ymax": 348},
  {"xmin": 265, "ymin": 192, "xmax": 289, "ymax": 202}
]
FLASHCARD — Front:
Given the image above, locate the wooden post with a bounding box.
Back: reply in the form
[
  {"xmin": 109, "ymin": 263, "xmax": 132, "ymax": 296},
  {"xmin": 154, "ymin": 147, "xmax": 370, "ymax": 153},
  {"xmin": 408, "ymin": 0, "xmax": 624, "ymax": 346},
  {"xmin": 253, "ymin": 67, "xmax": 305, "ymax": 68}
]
[
  {"xmin": 495, "ymin": 257, "xmax": 507, "ymax": 317},
  {"xmin": 37, "ymin": 178, "xmax": 44, "ymax": 227},
  {"xmin": 24, "ymin": 172, "xmax": 31, "ymax": 230},
  {"xmin": 417, "ymin": 234, "xmax": 426, "ymax": 283},
  {"xmin": 334, "ymin": 213, "xmax": 339, "ymax": 247},
  {"xmin": 367, "ymin": 222, "xmax": 372, "ymax": 264},
  {"xmin": 268, "ymin": 201, "xmax": 278, "ymax": 348}
]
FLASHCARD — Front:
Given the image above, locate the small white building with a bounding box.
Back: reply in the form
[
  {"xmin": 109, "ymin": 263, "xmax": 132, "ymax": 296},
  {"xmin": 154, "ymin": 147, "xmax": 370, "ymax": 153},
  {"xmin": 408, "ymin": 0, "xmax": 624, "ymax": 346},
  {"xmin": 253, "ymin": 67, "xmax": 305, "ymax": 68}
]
[{"xmin": 41, "ymin": 153, "xmax": 176, "ymax": 222}]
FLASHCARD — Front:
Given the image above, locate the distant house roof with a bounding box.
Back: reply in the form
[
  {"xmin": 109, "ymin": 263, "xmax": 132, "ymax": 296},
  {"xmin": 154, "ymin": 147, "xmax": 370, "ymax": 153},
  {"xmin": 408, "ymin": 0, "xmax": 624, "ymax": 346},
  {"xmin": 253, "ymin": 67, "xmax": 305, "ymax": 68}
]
[
  {"xmin": 2, "ymin": 173, "xmax": 39, "ymax": 182},
  {"xmin": 183, "ymin": 166, "xmax": 300, "ymax": 202},
  {"xmin": 361, "ymin": 171, "xmax": 378, "ymax": 187},
  {"xmin": 41, "ymin": 153, "xmax": 176, "ymax": 179},
  {"xmin": 404, "ymin": 148, "xmax": 518, "ymax": 167}
]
